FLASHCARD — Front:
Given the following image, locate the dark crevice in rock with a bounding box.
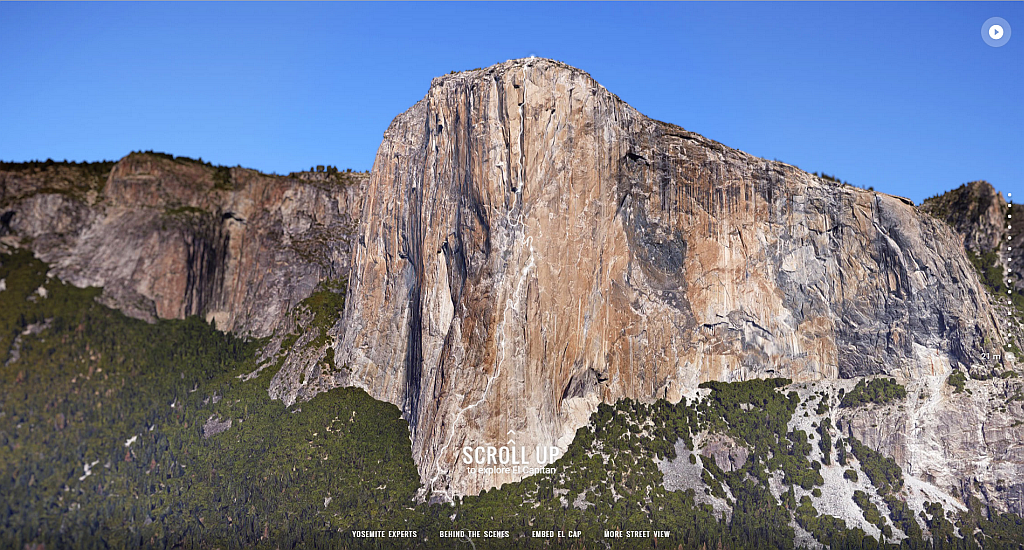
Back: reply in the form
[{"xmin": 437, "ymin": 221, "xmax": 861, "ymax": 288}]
[
  {"xmin": 401, "ymin": 109, "xmax": 430, "ymax": 435},
  {"xmin": 181, "ymin": 216, "xmax": 229, "ymax": 318},
  {"xmin": 0, "ymin": 210, "xmax": 14, "ymax": 235},
  {"xmin": 561, "ymin": 368, "xmax": 607, "ymax": 402}
]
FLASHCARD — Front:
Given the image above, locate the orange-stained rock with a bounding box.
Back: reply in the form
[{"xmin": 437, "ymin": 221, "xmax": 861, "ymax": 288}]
[{"xmin": 334, "ymin": 59, "xmax": 1005, "ymax": 498}]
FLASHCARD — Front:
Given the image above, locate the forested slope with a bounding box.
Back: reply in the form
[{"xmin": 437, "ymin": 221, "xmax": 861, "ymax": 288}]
[{"xmin": 3, "ymin": 250, "xmax": 1022, "ymax": 549}]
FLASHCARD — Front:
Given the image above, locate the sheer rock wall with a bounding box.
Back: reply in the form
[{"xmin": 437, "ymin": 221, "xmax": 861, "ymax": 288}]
[
  {"xmin": 0, "ymin": 155, "xmax": 363, "ymax": 338},
  {"xmin": 334, "ymin": 58, "xmax": 1006, "ymax": 498}
]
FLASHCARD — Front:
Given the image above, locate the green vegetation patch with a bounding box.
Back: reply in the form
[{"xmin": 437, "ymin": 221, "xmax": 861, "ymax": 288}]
[
  {"xmin": 0, "ymin": 159, "xmax": 115, "ymax": 200},
  {"xmin": 817, "ymin": 418, "xmax": 833, "ymax": 465},
  {"xmin": 212, "ymin": 165, "xmax": 233, "ymax": 190},
  {"xmin": 883, "ymin": 494, "xmax": 923, "ymax": 542},
  {"xmin": 947, "ymin": 370, "xmax": 967, "ymax": 393},
  {"xmin": 853, "ymin": 490, "xmax": 892, "ymax": 538},
  {"xmin": 0, "ymin": 159, "xmax": 115, "ymax": 174},
  {"xmin": 0, "ymin": 250, "xmax": 417, "ymax": 549},
  {"xmin": 814, "ymin": 394, "xmax": 830, "ymax": 415},
  {"xmin": 795, "ymin": 495, "xmax": 872, "ymax": 549},
  {"xmin": 847, "ymin": 436, "xmax": 903, "ymax": 496},
  {"xmin": 968, "ymin": 249, "xmax": 1007, "ymax": 296},
  {"xmin": 277, "ymin": 278, "xmax": 346, "ymax": 357},
  {"xmin": 298, "ymin": 279, "xmax": 347, "ymax": 349},
  {"xmin": 955, "ymin": 496, "xmax": 1024, "ymax": 549},
  {"xmin": 839, "ymin": 378, "xmax": 907, "ymax": 408}
]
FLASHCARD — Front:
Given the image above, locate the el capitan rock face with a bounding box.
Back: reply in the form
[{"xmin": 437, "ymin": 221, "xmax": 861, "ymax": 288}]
[
  {"xmin": 334, "ymin": 58, "xmax": 1007, "ymax": 498},
  {"xmin": 3, "ymin": 59, "xmax": 1021, "ymax": 514}
]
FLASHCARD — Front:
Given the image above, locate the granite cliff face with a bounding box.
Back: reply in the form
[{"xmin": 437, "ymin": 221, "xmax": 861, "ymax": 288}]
[
  {"xmin": 921, "ymin": 181, "xmax": 1024, "ymax": 353},
  {"xmin": 334, "ymin": 58, "xmax": 1010, "ymax": 499},
  {"xmin": 0, "ymin": 154, "xmax": 362, "ymax": 341},
  {"xmin": 3, "ymin": 59, "xmax": 1021, "ymax": 516}
]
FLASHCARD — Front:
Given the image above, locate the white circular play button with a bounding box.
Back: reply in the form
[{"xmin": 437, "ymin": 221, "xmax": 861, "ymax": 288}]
[{"xmin": 983, "ymin": 17, "xmax": 1011, "ymax": 47}]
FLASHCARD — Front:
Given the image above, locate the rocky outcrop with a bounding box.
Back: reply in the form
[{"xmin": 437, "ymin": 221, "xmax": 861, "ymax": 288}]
[
  {"xmin": 838, "ymin": 374, "xmax": 1024, "ymax": 518},
  {"xmin": 0, "ymin": 155, "xmax": 364, "ymax": 338},
  {"xmin": 859, "ymin": 181, "xmax": 1024, "ymax": 517},
  {"xmin": 922, "ymin": 182, "xmax": 1024, "ymax": 376},
  {"xmin": 334, "ymin": 58, "xmax": 1008, "ymax": 498},
  {"xmin": 700, "ymin": 433, "xmax": 749, "ymax": 473},
  {"xmin": 921, "ymin": 181, "xmax": 1008, "ymax": 256}
]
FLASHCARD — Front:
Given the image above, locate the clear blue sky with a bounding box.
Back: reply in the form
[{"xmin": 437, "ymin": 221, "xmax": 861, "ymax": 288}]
[{"xmin": 1, "ymin": 2, "xmax": 1020, "ymax": 203}]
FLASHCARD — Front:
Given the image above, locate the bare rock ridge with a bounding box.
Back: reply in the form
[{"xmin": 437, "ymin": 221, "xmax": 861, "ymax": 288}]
[
  {"xmin": 921, "ymin": 180, "xmax": 1009, "ymax": 256},
  {"xmin": 921, "ymin": 180, "xmax": 1024, "ymax": 296},
  {"xmin": 335, "ymin": 58, "xmax": 1009, "ymax": 498},
  {"xmin": 921, "ymin": 181, "xmax": 1024, "ymax": 373}
]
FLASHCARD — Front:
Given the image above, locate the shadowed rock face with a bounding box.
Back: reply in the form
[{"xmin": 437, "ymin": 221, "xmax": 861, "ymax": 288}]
[
  {"xmin": 921, "ymin": 180, "xmax": 1024, "ymax": 337},
  {"xmin": 335, "ymin": 58, "xmax": 1005, "ymax": 498}
]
